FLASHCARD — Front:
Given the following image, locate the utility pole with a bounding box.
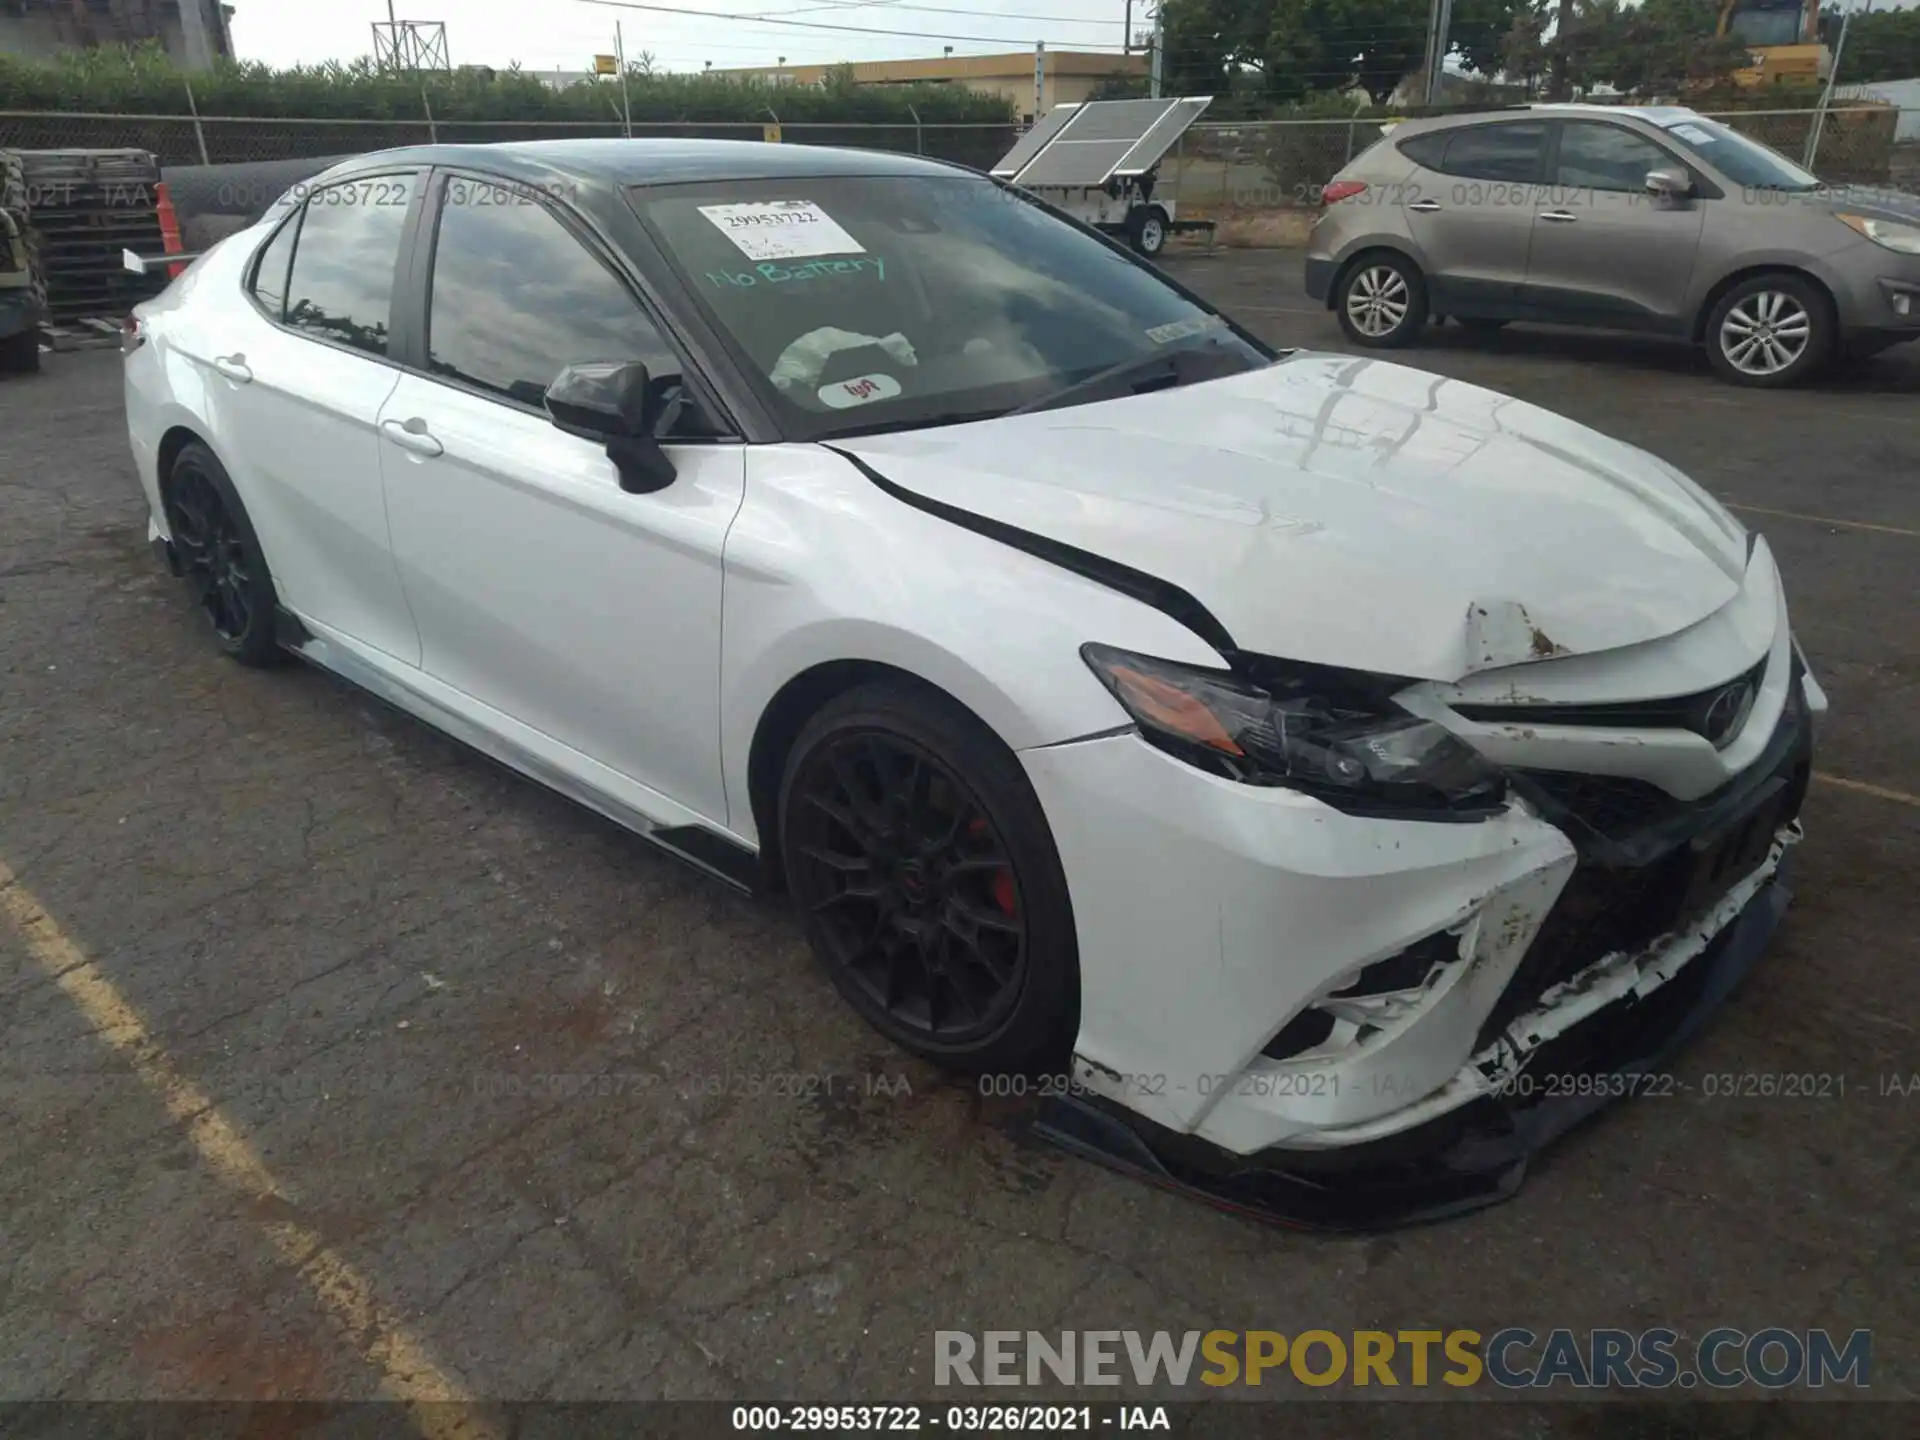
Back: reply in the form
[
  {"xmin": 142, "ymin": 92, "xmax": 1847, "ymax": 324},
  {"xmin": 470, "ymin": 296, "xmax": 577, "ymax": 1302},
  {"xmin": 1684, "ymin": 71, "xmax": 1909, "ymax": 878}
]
[
  {"xmin": 1124, "ymin": 0, "xmax": 1132, "ymax": 55},
  {"xmin": 615, "ymin": 21, "xmax": 633, "ymax": 138},
  {"xmin": 1806, "ymin": 0, "xmax": 1870, "ymax": 170},
  {"xmin": 1149, "ymin": 3, "xmax": 1163, "ymax": 97},
  {"xmin": 1548, "ymin": 0, "xmax": 1574, "ymax": 100},
  {"xmin": 1034, "ymin": 40, "xmax": 1045, "ymax": 118},
  {"xmin": 1423, "ymin": 0, "xmax": 1455, "ymax": 106}
]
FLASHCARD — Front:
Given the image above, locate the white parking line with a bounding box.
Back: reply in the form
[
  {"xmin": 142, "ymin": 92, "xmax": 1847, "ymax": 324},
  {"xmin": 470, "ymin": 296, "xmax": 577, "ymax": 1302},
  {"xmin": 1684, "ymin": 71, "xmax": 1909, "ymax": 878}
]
[{"xmin": 0, "ymin": 860, "xmax": 499, "ymax": 1436}]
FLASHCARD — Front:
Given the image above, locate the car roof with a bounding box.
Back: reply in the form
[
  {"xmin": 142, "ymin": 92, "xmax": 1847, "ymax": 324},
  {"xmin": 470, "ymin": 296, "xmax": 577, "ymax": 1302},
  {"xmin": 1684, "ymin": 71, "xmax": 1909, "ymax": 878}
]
[
  {"xmin": 1392, "ymin": 103, "xmax": 1702, "ymax": 135},
  {"xmin": 311, "ymin": 137, "xmax": 969, "ymax": 190}
]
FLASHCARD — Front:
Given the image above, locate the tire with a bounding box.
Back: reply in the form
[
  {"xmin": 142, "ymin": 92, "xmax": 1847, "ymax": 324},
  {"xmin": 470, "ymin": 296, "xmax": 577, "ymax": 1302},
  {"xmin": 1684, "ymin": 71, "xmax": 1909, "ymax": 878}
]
[
  {"xmin": 1705, "ymin": 273, "xmax": 1833, "ymax": 388},
  {"xmin": 1335, "ymin": 252, "xmax": 1427, "ymax": 348},
  {"xmin": 1458, "ymin": 317, "xmax": 1508, "ymax": 333},
  {"xmin": 162, "ymin": 441, "xmax": 281, "ymax": 666},
  {"xmin": 778, "ymin": 680, "xmax": 1078, "ymax": 1074},
  {"xmin": 1130, "ymin": 206, "xmax": 1168, "ymax": 258},
  {"xmin": 0, "ymin": 328, "xmax": 39, "ymax": 374}
]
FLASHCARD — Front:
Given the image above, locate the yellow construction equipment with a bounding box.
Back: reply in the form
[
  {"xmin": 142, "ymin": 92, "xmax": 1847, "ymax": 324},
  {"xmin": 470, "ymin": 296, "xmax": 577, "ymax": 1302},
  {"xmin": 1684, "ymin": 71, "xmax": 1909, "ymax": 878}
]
[{"xmin": 1716, "ymin": 0, "xmax": 1829, "ymax": 87}]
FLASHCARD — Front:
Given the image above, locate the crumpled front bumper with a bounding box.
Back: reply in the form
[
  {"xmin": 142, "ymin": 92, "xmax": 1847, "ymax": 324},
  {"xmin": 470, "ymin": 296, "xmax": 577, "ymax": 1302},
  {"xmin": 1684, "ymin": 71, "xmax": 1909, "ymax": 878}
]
[{"xmin": 1032, "ymin": 853, "xmax": 1792, "ymax": 1230}]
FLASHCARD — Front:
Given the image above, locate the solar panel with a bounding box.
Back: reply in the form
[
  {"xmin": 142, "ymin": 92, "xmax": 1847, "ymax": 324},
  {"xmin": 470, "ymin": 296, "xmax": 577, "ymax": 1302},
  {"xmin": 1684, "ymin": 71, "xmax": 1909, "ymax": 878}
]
[
  {"xmin": 1112, "ymin": 96, "xmax": 1213, "ymax": 177},
  {"xmin": 999, "ymin": 97, "xmax": 1211, "ymax": 189},
  {"xmin": 990, "ymin": 104, "xmax": 1080, "ymax": 179}
]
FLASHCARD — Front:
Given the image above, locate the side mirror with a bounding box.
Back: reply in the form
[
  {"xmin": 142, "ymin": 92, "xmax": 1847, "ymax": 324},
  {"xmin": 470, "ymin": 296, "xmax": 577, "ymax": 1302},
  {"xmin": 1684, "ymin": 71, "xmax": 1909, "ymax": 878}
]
[
  {"xmin": 544, "ymin": 360, "xmax": 678, "ymax": 494},
  {"xmin": 1646, "ymin": 167, "xmax": 1693, "ymax": 200}
]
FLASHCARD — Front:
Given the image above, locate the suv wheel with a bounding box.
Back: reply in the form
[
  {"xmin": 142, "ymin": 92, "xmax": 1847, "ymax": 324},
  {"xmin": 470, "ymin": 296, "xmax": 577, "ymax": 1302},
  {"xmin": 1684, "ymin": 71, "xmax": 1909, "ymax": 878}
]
[
  {"xmin": 1706, "ymin": 275, "xmax": 1832, "ymax": 387},
  {"xmin": 1336, "ymin": 254, "xmax": 1426, "ymax": 348}
]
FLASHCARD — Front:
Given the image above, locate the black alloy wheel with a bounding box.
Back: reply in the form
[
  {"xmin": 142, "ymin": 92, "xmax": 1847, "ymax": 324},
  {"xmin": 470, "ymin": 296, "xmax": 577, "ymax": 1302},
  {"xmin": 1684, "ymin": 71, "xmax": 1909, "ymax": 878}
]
[
  {"xmin": 166, "ymin": 463, "xmax": 253, "ymax": 643},
  {"xmin": 786, "ymin": 730, "xmax": 1027, "ymax": 1046},
  {"xmin": 162, "ymin": 442, "xmax": 280, "ymax": 665}
]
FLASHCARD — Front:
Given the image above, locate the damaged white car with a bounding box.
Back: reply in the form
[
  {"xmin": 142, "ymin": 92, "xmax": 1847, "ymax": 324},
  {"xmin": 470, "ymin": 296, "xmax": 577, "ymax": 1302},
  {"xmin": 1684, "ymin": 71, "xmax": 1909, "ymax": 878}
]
[{"xmin": 123, "ymin": 140, "xmax": 1825, "ymax": 1226}]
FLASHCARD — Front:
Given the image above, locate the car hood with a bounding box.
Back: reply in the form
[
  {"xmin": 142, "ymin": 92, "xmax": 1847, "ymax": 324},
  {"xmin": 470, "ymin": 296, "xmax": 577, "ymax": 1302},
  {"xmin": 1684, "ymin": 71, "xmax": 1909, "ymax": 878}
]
[{"xmin": 835, "ymin": 353, "xmax": 1749, "ymax": 682}]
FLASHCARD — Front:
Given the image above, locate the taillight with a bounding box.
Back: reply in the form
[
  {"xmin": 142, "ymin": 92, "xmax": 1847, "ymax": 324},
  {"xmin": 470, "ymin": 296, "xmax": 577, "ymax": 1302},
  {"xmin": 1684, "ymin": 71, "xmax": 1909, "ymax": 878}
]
[
  {"xmin": 1321, "ymin": 180, "xmax": 1368, "ymax": 204},
  {"xmin": 121, "ymin": 314, "xmax": 145, "ymax": 354}
]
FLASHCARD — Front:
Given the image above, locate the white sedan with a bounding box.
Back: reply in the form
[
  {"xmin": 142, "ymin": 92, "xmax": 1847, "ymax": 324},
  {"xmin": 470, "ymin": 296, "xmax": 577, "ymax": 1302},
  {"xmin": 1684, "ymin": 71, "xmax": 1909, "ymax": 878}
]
[{"xmin": 124, "ymin": 140, "xmax": 1824, "ymax": 1225}]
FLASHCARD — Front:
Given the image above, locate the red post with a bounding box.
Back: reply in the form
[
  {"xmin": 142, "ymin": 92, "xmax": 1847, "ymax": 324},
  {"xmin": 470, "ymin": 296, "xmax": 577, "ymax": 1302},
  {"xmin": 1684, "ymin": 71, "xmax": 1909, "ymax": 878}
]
[{"xmin": 154, "ymin": 181, "xmax": 185, "ymax": 279}]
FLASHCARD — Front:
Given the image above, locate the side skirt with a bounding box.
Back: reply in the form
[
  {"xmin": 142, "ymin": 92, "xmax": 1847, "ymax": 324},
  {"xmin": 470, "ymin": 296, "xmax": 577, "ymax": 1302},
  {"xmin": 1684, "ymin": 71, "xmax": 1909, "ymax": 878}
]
[{"xmin": 276, "ymin": 612, "xmax": 762, "ymax": 895}]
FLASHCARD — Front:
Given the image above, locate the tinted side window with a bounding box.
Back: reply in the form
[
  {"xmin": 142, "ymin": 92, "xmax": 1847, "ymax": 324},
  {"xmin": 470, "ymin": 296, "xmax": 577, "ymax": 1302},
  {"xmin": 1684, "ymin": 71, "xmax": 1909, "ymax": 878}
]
[
  {"xmin": 1555, "ymin": 123, "xmax": 1673, "ymax": 191},
  {"xmin": 1396, "ymin": 132, "xmax": 1448, "ymax": 170},
  {"xmin": 283, "ymin": 175, "xmax": 418, "ymax": 357},
  {"xmin": 1441, "ymin": 124, "xmax": 1547, "ymax": 182},
  {"xmin": 249, "ymin": 212, "xmax": 298, "ymax": 320},
  {"xmin": 427, "ymin": 177, "xmax": 679, "ymax": 411}
]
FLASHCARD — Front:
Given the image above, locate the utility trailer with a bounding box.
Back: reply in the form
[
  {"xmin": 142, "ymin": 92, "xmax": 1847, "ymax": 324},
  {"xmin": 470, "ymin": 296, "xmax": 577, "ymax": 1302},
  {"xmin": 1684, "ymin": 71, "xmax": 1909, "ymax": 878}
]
[{"xmin": 991, "ymin": 96, "xmax": 1215, "ymax": 258}]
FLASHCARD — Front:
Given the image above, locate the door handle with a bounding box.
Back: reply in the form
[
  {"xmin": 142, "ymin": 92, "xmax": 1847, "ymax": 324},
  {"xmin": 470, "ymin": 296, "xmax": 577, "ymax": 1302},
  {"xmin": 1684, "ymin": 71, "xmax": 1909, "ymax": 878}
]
[
  {"xmin": 380, "ymin": 417, "xmax": 444, "ymax": 458},
  {"xmin": 1406, "ymin": 200, "xmax": 1442, "ymax": 213},
  {"xmin": 211, "ymin": 353, "xmax": 252, "ymax": 383},
  {"xmin": 1538, "ymin": 210, "xmax": 1579, "ymax": 223}
]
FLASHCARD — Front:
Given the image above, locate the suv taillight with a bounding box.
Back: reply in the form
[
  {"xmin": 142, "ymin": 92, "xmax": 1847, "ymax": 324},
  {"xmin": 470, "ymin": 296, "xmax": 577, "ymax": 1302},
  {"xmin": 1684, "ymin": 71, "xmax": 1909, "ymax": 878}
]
[{"xmin": 1321, "ymin": 180, "xmax": 1368, "ymax": 204}]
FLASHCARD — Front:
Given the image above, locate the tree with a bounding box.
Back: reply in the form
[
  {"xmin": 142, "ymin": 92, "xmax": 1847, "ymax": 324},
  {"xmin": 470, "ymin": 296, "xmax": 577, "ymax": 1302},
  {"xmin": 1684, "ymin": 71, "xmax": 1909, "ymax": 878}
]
[
  {"xmin": 1839, "ymin": 9, "xmax": 1920, "ymax": 85},
  {"xmin": 1163, "ymin": 0, "xmax": 1530, "ymax": 105}
]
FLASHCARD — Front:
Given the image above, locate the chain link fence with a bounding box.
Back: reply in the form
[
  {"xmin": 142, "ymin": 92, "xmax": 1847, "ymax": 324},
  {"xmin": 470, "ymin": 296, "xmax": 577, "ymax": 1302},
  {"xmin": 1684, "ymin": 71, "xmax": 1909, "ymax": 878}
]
[
  {"xmin": 1161, "ymin": 105, "xmax": 1915, "ymax": 234},
  {"xmin": 0, "ymin": 110, "xmax": 1018, "ymax": 172}
]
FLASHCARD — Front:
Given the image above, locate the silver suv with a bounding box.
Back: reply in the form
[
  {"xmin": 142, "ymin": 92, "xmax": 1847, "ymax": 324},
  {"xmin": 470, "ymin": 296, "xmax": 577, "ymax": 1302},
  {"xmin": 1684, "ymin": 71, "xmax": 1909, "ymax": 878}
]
[{"xmin": 1304, "ymin": 104, "xmax": 1920, "ymax": 386}]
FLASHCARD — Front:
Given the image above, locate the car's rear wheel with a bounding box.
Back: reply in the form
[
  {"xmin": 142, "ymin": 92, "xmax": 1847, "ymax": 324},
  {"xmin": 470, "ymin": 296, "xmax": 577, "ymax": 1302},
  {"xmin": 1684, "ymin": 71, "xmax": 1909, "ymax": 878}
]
[
  {"xmin": 1706, "ymin": 274, "xmax": 1832, "ymax": 388},
  {"xmin": 162, "ymin": 441, "xmax": 280, "ymax": 666},
  {"xmin": 1336, "ymin": 253, "xmax": 1426, "ymax": 348},
  {"xmin": 779, "ymin": 681, "xmax": 1077, "ymax": 1073}
]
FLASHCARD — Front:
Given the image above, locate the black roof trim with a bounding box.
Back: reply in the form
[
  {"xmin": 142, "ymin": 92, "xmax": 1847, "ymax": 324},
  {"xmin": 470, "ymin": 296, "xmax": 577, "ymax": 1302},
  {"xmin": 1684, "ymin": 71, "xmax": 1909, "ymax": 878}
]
[{"xmin": 825, "ymin": 444, "xmax": 1238, "ymax": 657}]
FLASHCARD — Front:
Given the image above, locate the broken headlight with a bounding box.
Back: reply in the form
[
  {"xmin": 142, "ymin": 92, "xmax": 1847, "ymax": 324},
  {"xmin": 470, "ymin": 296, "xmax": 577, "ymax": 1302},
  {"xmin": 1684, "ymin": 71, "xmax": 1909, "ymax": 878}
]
[{"xmin": 1082, "ymin": 643, "xmax": 1507, "ymax": 817}]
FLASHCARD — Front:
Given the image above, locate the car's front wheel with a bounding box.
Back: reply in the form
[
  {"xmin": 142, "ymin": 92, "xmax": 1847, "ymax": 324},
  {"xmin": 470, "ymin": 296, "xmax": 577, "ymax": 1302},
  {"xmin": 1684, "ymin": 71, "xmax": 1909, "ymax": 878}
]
[
  {"xmin": 162, "ymin": 441, "xmax": 281, "ymax": 665},
  {"xmin": 1336, "ymin": 253, "xmax": 1426, "ymax": 347},
  {"xmin": 778, "ymin": 681, "xmax": 1078, "ymax": 1074},
  {"xmin": 1705, "ymin": 274, "xmax": 1833, "ymax": 387}
]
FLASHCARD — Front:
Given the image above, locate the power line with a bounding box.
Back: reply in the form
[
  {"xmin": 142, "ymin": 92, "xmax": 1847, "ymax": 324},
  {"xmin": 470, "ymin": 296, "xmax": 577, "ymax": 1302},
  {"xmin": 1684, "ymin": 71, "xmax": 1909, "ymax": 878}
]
[{"xmin": 572, "ymin": 0, "xmax": 1132, "ymax": 48}]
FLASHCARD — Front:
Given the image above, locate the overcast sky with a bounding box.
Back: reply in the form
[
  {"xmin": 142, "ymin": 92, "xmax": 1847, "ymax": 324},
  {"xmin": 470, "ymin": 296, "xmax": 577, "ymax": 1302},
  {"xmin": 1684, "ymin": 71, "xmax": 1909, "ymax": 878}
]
[{"xmin": 229, "ymin": 0, "xmax": 1144, "ymax": 77}]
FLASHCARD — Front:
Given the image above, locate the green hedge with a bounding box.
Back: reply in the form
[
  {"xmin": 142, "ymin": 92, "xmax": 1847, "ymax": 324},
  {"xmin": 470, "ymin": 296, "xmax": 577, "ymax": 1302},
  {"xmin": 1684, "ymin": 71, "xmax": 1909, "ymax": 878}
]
[{"xmin": 0, "ymin": 46, "xmax": 1016, "ymax": 125}]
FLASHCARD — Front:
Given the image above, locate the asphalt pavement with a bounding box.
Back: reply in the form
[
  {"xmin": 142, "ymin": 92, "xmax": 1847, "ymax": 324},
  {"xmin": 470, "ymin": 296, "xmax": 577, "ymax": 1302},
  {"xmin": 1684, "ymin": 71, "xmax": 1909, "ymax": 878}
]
[{"xmin": 1, "ymin": 250, "xmax": 1915, "ymax": 1428}]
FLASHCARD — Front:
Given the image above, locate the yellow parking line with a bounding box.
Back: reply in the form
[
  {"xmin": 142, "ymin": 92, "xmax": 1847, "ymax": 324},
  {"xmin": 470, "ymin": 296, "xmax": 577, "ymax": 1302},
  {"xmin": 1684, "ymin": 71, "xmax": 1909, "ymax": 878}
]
[
  {"xmin": 1814, "ymin": 773, "xmax": 1920, "ymax": 808},
  {"xmin": 0, "ymin": 860, "xmax": 498, "ymax": 1437},
  {"xmin": 1726, "ymin": 503, "xmax": 1920, "ymax": 540}
]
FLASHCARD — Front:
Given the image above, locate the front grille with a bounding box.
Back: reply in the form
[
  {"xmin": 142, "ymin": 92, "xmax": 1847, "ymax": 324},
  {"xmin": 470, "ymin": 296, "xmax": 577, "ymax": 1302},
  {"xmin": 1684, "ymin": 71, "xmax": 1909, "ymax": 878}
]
[
  {"xmin": 1455, "ymin": 655, "xmax": 1769, "ymax": 749},
  {"xmin": 1516, "ymin": 770, "xmax": 1680, "ymax": 838},
  {"xmin": 1477, "ymin": 855, "xmax": 1692, "ymax": 1043},
  {"xmin": 1480, "ymin": 676, "xmax": 1812, "ymax": 1047}
]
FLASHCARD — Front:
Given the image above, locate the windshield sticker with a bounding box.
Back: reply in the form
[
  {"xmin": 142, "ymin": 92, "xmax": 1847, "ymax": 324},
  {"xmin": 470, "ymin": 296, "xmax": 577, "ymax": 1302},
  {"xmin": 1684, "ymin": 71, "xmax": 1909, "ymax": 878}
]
[
  {"xmin": 705, "ymin": 256, "xmax": 885, "ymax": 289},
  {"xmin": 817, "ymin": 373, "xmax": 903, "ymax": 410},
  {"xmin": 1668, "ymin": 123, "xmax": 1716, "ymax": 145},
  {"xmin": 1145, "ymin": 313, "xmax": 1228, "ymax": 345},
  {"xmin": 699, "ymin": 200, "xmax": 866, "ymax": 261}
]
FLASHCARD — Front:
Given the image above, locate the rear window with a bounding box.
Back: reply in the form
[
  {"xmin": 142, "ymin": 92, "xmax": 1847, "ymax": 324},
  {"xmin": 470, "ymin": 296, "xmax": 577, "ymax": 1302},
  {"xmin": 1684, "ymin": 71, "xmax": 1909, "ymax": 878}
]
[
  {"xmin": 1396, "ymin": 132, "xmax": 1449, "ymax": 169},
  {"xmin": 1439, "ymin": 123, "xmax": 1547, "ymax": 182}
]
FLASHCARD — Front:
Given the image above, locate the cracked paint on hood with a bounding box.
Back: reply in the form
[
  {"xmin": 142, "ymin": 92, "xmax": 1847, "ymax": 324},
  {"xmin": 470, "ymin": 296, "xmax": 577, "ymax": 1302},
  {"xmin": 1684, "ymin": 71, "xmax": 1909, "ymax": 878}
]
[{"xmin": 837, "ymin": 352, "xmax": 1749, "ymax": 681}]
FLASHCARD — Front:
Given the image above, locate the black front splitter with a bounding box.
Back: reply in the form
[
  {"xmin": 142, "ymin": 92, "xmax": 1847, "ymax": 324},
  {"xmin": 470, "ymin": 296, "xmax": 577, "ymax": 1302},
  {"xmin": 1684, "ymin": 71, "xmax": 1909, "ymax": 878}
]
[{"xmin": 1030, "ymin": 857, "xmax": 1793, "ymax": 1232}]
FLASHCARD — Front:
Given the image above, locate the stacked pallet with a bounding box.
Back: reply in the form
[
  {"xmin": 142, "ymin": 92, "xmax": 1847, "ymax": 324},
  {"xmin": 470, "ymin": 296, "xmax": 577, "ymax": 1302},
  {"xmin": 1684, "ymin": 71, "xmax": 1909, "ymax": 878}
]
[{"xmin": 13, "ymin": 148, "xmax": 170, "ymax": 328}]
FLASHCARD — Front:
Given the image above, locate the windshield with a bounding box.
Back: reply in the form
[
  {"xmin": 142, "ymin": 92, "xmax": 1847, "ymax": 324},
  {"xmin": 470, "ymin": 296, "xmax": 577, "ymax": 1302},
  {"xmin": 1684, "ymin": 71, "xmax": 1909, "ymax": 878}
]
[
  {"xmin": 1658, "ymin": 116, "xmax": 1820, "ymax": 191},
  {"xmin": 630, "ymin": 174, "xmax": 1267, "ymax": 440}
]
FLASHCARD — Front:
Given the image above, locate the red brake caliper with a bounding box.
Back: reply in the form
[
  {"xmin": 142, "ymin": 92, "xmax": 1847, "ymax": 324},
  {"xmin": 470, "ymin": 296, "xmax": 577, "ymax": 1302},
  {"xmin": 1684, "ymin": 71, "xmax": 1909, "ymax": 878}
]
[{"xmin": 967, "ymin": 818, "xmax": 1018, "ymax": 917}]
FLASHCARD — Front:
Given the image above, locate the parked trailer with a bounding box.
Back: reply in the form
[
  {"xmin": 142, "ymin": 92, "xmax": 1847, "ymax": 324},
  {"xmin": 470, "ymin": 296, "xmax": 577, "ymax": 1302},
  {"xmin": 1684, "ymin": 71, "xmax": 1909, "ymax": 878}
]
[{"xmin": 991, "ymin": 96, "xmax": 1216, "ymax": 258}]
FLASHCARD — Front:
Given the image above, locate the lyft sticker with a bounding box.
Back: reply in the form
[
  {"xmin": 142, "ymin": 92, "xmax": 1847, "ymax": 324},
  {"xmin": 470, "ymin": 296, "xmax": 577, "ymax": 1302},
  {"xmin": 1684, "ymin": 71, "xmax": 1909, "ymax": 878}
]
[{"xmin": 817, "ymin": 373, "xmax": 902, "ymax": 409}]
